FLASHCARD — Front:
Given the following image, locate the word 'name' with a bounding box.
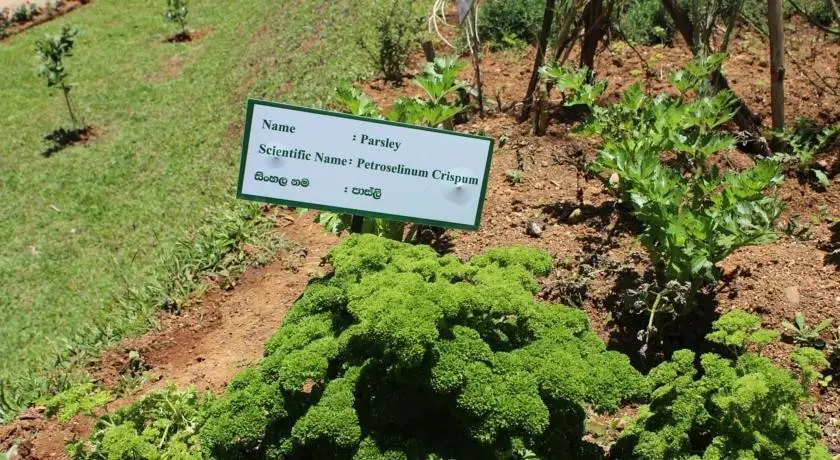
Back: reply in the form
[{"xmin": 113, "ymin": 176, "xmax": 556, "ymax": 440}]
[{"xmin": 262, "ymin": 119, "xmax": 296, "ymax": 133}]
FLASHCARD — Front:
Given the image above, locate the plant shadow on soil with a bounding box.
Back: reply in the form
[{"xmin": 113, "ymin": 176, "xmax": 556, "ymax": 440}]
[
  {"xmin": 410, "ymin": 225, "xmax": 455, "ymax": 255},
  {"xmin": 601, "ymin": 268, "xmax": 722, "ymax": 371},
  {"xmin": 40, "ymin": 126, "xmax": 93, "ymax": 157},
  {"xmin": 825, "ymin": 220, "xmax": 840, "ymax": 270},
  {"xmin": 541, "ymin": 200, "xmax": 722, "ymax": 371}
]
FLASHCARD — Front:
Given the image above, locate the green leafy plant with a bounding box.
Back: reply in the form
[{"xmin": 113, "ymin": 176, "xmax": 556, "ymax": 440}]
[
  {"xmin": 782, "ymin": 312, "xmax": 832, "ymax": 347},
  {"xmin": 825, "ymin": 327, "xmax": 840, "ymax": 385},
  {"xmin": 199, "ymin": 235, "xmax": 648, "ymax": 458},
  {"xmin": 543, "ymin": 55, "xmax": 783, "ymax": 321},
  {"xmin": 787, "ymin": 0, "xmax": 839, "ymax": 30},
  {"xmin": 165, "ymin": 0, "xmax": 189, "ymax": 39},
  {"xmin": 791, "ymin": 347, "xmax": 830, "ymax": 388},
  {"xmin": 414, "ymin": 56, "xmax": 466, "ymax": 103},
  {"xmin": 773, "ymin": 121, "xmax": 840, "ymax": 187},
  {"xmin": 782, "ymin": 214, "xmax": 814, "ymax": 241},
  {"xmin": 505, "ymin": 169, "xmax": 523, "ymax": 185},
  {"xmin": 706, "ymin": 310, "xmax": 780, "ymax": 356},
  {"xmin": 0, "ymin": 379, "xmax": 30, "ymax": 424},
  {"xmin": 12, "ymin": 1, "xmax": 38, "ymax": 23},
  {"xmin": 479, "ymin": 0, "xmax": 546, "ymax": 46},
  {"xmin": 41, "ymin": 382, "xmax": 111, "ymax": 424},
  {"xmin": 612, "ymin": 349, "xmax": 831, "ymax": 459},
  {"xmin": 617, "ymin": 0, "xmax": 675, "ymax": 45},
  {"xmin": 68, "ymin": 384, "xmax": 209, "ymax": 459},
  {"xmin": 46, "ymin": 0, "xmax": 65, "ymax": 17},
  {"xmin": 35, "ymin": 23, "xmax": 82, "ymax": 128},
  {"xmin": 358, "ymin": 0, "xmax": 424, "ymax": 82}
]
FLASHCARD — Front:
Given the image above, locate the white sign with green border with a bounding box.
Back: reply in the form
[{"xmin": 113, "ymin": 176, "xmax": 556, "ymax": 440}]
[{"xmin": 237, "ymin": 99, "xmax": 494, "ymax": 230}]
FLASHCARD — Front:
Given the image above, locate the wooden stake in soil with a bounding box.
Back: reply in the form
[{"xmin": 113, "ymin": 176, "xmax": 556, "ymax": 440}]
[
  {"xmin": 768, "ymin": 0, "xmax": 785, "ymax": 136},
  {"xmin": 519, "ymin": 0, "xmax": 557, "ymax": 122}
]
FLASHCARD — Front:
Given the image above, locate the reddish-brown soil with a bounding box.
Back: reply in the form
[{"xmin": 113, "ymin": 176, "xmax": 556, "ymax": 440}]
[
  {"xmin": 0, "ymin": 0, "xmax": 90, "ymax": 41},
  {"xmin": 3, "ymin": 18, "xmax": 840, "ymax": 459}
]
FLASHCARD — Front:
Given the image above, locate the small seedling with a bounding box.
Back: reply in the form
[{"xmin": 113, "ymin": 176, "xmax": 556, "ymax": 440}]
[
  {"xmin": 35, "ymin": 24, "xmax": 81, "ymax": 127},
  {"xmin": 706, "ymin": 310, "xmax": 780, "ymax": 356},
  {"xmin": 505, "ymin": 169, "xmax": 523, "ymax": 185},
  {"xmin": 165, "ymin": 0, "xmax": 189, "ymax": 39},
  {"xmin": 773, "ymin": 121, "xmax": 840, "ymax": 187},
  {"xmin": 12, "ymin": 1, "xmax": 38, "ymax": 23},
  {"xmin": 358, "ymin": 0, "xmax": 423, "ymax": 82},
  {"xmin": 781, "ymin": 215, "xmax": 813, "ymax": 241},
  {"xmin": 782, "ymin": 312, "xmax": 832, "ymax": 347},
  {"xmin": 791, "ymin": 347, "xmax": 830, "ymax": 388},
  {"xmin": 35, "ymin": 24, "xmax": 90, "ymax": 155}
]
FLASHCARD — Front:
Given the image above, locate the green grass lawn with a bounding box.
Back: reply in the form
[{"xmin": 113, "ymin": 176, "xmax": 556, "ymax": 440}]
[{"xmin": 0, "ymin": 0, "xmax": 393, "ymax": 418}]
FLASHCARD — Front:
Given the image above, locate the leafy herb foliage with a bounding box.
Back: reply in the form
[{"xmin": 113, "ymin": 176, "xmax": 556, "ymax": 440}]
[
  {"xmin": 612, "ymin": 349, "xmax": 831, "ymax": 459},
  {"xmin": 782, "ymin": 312, "xmax": 833, "ymax": 347},
  {"xmin": 0, "ymin": 8, "xmax": 11, "ymax": 38},
  {"xmin": 199, "ymin": 235, "xmax": 647, "ymax": 458},
  {"xmin": 41, "ymin": 383, "xmax": 111, "ymax": 424},
  {"xmin": 542, "ymin": 55, "xmax": 783, "ymax": 300},
  {"xmin": 773, "ymin": 121, "xmax": 839, "ymax": 187},
  {"xmin": 706, "ymin": 310, "xmax": 779, "ymax": 356},
  {"xmin": 69, "ymin": 385, "xmax": 209, "ymax": 459},
  {"xmin": 479, "ymin": 0, "xmax": 546, "ymax": 47},
  {"xmin": 357, "ymin": 0, "xmax": 425, "ymax": 82}
]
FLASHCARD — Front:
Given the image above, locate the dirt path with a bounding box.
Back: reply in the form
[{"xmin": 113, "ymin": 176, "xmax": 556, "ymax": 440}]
[{"xmin": 0, "ymin": 212, "xmax": 341, "ymax": 459}]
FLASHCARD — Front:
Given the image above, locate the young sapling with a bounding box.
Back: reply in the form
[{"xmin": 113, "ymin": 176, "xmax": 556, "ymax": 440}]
[
  {"xmin": 164, "ymin": 0, "xmax": 189, "ymax": 40},
  {"xmin": 35, "ymin": 24, "xmax": 82, "ymax": 128}
]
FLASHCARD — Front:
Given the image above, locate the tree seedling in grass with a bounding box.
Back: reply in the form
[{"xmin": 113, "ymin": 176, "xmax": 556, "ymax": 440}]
[
  {"xmin": 35, "ymin": 24, "xmax": 80, "ymax": 125},
  {"xmin": 35, "ymin": 24, "xmax": 90, "ymax": 156},
  {"xmin": 706, "ymin": 310, "xmax": 780, "ymax": 356},
  {"xmin": 165, "ymin": 0, "xmax": 189, "ymax": 41},
  {"xmin": 782, "ymin": 312, "xmax": 832, "ymax": 347}
]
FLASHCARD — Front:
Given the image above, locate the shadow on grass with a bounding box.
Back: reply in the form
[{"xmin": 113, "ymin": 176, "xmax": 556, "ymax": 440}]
[
  {"xmin": 165, "ymin": 32, "xmax": 192, "ymax": 43},
  {"xmin": 41, "ymin": 126, "xmax": 93, "ymax": 157}
]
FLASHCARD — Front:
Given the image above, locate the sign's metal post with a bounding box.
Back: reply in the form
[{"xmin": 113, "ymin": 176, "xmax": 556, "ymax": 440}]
[{"xmin": 350, "ymin": 215, "xmax": 364, "ymax": 233}]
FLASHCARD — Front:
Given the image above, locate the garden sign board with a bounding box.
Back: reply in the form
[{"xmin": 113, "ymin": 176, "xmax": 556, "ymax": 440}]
[{"xmin": 237, "ymin": 99, "xmax": 494, "ymax": 230}]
